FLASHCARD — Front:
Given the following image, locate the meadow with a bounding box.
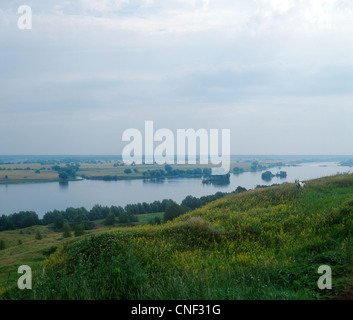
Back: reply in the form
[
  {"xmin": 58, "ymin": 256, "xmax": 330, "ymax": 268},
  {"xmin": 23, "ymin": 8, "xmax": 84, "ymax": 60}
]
[{"xmin": 1, "ymin": 173, "xmax": 353, "ymax": 300}]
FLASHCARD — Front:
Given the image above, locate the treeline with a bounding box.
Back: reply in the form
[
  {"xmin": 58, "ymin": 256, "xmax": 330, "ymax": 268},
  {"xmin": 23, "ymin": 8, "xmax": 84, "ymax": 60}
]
[
  {"xmin": 232, "ymin": 161, "xmax": 288, "ymax": 175},
  {"xmin": 142, "ymin": 166, "xmax": 212, "ymax": 179},
  {"xmin": 89, "ymin": 165, "xmax": 214, "ymax": 181},
  {"xmin": 261, "ymin": 171, "xmax": 287, "ymax": 181},
  {"xmin": 180, "ymin": 189, "xmax": 241, "ymax": 210},
  {"xmin": 0, "ymin": 211, "xmax": 40, "ymax": 231},
  {"xmin": 0, "ymin": 167, "xmax": 47, "ymax": 171},
  {"xmin": 42, "ymin": 198, "xmax": 177, "ymax": 229},
  {"xmin": 0, "ymin": 186, "xmax": 248, "ymax": 232},
  {"xmin": 43, "ymin": 206, "xmax": 138, "ymax": 231}
]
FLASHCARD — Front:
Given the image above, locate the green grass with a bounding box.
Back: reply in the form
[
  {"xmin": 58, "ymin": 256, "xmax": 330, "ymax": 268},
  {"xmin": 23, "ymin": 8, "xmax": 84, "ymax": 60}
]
[
  {"xmin": 136, "ymin": 212, "xmax": 164, "ymax": 223},
  {"xmin": 2, "ymin": 173, "xmax": 353, "ymax": 300}
]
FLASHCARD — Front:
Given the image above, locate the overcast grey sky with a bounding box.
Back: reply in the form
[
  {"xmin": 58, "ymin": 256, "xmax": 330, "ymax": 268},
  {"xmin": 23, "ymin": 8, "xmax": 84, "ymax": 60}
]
[{"xmin": 1, "ymin": 0, "xmax": 353, "ymax": 155}]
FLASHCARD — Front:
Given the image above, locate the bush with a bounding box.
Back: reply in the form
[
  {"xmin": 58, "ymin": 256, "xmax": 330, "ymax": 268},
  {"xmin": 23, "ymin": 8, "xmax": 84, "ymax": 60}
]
[
  {"xmin": 42, "ymin": 246, "xmax": 57, "ymax": 257},
  {"xmin": 164, "ymin": 203, "xmax": 185, "ymax": 222},
  {"xmin": 74, "ymin": 224, "xmax": 85, "ymax": 237},
  {"xmin": 59, "ymin": 172, "xmax": 69, "ymax": 180},
  {"xmin": 175, "ymin": 216, "xmax": 224, "ymax": 246},
  {"xmin": 35, "ymin": 230, "xmax": 43, "ymax": 240},
  {"xmin": 119, "ymin": 213, "xmax": 129, "ymax": 223},
  {"xmin": 62, "ymin": 223, "xmax": 72, "ymax": 238},
  {"xmin": 105, "ymin": 213, "xmax": 116, "ymax": 226},
  {"xmin": 83, "ymin": 220, "xmax": 95, "ymax": 230},
  {"xmin": 129, "ymin": 214, "xmax": 138, "ymax": 223},
  {"xmin": 154, "ymin": 216, "xmax": 161, "ymax": 225}
]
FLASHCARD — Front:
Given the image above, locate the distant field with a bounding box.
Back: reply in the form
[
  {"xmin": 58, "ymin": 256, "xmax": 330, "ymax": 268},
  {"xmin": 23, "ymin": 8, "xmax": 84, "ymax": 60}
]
[
  {"xmin": 0, "ymin": 171, "xmax": 59, "ymax": 184},
  {"xmin": 0, "ymin": 160, "xmax": 257, "ymax": 184}
]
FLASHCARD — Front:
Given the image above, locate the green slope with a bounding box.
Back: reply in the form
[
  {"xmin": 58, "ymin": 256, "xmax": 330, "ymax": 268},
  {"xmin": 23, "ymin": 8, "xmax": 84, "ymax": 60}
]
[{"xmin": 2, "ymin": 173, "xmax": 353, "ymax": 300}]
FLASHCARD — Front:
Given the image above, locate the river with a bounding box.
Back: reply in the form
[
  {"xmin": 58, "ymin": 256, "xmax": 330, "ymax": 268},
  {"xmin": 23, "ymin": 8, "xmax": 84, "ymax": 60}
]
[{"xmin": 0, "ymin": 162, "xmax": 352, "ymax": 217}]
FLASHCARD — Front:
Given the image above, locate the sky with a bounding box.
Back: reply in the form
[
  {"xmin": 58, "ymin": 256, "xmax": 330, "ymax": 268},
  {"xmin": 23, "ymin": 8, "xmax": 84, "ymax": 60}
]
[{"xmin": 1, "ymin": 0, "xmax": 353, "ymax": 155}]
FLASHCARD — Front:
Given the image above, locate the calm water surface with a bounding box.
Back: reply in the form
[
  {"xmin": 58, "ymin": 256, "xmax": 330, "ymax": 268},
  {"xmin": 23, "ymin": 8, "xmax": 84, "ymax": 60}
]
[{"xmin": 0, "ymin": 162, "xmax": 351, "ymax": 217}]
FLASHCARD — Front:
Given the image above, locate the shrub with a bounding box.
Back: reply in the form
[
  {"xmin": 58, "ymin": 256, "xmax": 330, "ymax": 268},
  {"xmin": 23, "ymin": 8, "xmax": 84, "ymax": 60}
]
[
  {"xmin": 119, "ymin": 213, "xmax": 129, "ymax": 223},
  {"xmin": 74, "ymin": 223, "xmax": 85, "ymax": 237},
  {"xmin": 62, "ymin": 223, "xmax": 71, "ymax": 238},
  {"xmin": 35, "ymin": 230, "xmax": 43, "ymax": 240},
  {"xmin": 105, "ymin": 213, "xmax": 116, "ymax": 226},
  {"xmin": 42, "ymin": 246, "xmax": 57, "ymax": 257},
  {"xmin": 164, "ymin": 203, "xmax": 185, "ymax": 222},
  {"xmin": 176, "ymin": 216, "xmax": 224, "ymax": 245}
]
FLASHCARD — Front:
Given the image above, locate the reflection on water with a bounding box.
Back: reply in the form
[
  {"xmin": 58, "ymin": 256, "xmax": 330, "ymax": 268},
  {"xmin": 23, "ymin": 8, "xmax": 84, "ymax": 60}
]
[
  {"xmin": 0, "ymin": 162, "xmax": 352, "ymax": 217},
  {"xmin": 59, "ymin": 181, "xmax": 69, "ymax": 190},
  {"xmin": 143, "ymin": 178, "xmax": 167, "ymax": 184}
]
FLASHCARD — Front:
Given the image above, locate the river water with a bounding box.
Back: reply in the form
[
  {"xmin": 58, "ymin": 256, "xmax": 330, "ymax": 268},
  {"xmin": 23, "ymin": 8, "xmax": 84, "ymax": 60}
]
[{"xmin": 0, "ymin": 162, "xmax": 352, "ymax": 217}]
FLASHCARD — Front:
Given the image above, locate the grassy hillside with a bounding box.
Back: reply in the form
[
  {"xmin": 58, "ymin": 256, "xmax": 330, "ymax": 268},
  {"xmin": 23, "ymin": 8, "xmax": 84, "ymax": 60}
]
[
  {"xmin": 0, "ymin": 212, "xmax": 164, "ymax": 291},
  {"xmin": 2, "ymin": 174, "xmax": 353, "ymax": 300}
]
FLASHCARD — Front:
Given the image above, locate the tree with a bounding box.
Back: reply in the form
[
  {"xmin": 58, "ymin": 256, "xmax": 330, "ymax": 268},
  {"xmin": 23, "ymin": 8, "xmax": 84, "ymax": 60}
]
[
  {"xmin": 164, "ymin": 203, "xmax": 185, "ymax": 222},
  {"xmin": 54, "ymin": 214, "xmax": 64, "ymax": 230},
  {"xmin": 0, "ymin": 239, "xmax": 5, "ymax": 250},
  {"xmin": 110, "ymin": 205, "xmax": 124, "ymax": 217},
  {"xmin": 105, "ymin": 213, "xmax": 116, "ymax": 226},
  {"xmin": 124, "ymin": 168, "xmax": 132, "ymax": 174},
  {"xmin": 118, "ymin": 212, "xmax": 129, "ymax": 223},
  {"xmin": 261, "ymin": 171, "xmax": 274, "ymax": 181},
  {"xmin": 165, "ymin": 165, "xmax": 173, "ymax": 174},
  {"xmin": 181, "ymin": 195, "xmax": 202, "ymax": 211},
  {"xmin": 59, "ymin": 172, "xmax": 69, "ymax": 180},
  {"xmin": 129, "ymin": 214, "xmax": 138, "ymax": 223},
  {"xmin": 233, "ymin": 167, "xmax": 244, "ymax": 174},
  {"xmin": 35, "ymin": 229, "xmax": 43, "ymax": 240},
  {"xmin": 62, "ymin": 222, "xmax": 72, "ymax": 238},
  {"xmin": 154, "ymin": 217, "xmax": 161, "ymax": 225},
  {"xmin": 74, "ymin": 223, "xmax": 85, "ymax": 237},
  {"xmin": 235, "ymin": 186, "xmax": 247, "ymax": 193}
]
